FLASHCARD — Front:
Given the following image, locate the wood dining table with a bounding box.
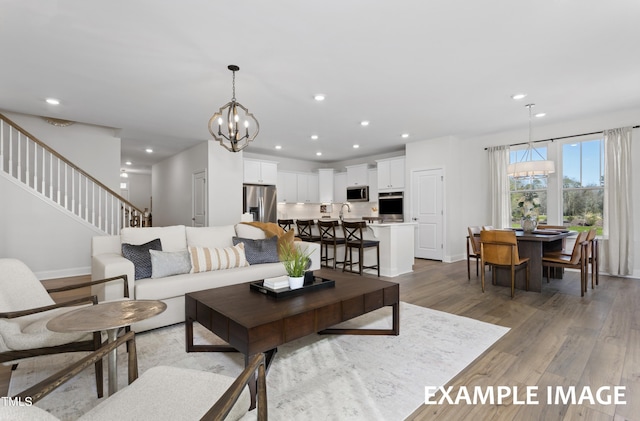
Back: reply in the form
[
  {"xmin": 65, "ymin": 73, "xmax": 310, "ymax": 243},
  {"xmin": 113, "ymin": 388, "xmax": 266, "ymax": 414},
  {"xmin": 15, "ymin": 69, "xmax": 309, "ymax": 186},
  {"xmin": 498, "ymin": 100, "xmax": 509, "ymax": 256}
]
[{"xmin": 491, "ymin": 229, "xmax": 575, "ymax": 293}]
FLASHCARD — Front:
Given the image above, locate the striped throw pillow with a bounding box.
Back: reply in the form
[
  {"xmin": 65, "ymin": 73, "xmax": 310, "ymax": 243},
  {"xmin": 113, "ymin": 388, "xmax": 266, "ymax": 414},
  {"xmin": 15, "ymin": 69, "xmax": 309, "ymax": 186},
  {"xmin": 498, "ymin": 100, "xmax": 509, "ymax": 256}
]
[{"xmin": 188, "ymin": 243, "xmax": 249, "ymax": 273}]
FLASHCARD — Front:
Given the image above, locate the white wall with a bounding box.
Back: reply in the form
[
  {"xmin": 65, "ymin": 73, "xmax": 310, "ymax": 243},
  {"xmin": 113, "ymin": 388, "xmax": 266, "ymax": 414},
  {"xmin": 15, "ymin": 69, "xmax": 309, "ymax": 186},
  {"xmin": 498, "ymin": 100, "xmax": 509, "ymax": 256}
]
[
  {"xmin": 2, "ymin": 111, "xmax": 121, "ymax": 191},
  {"xmin": 406, "ymin": 107, "xmax": 640, "ymax": 277},
  {"xmin": 152, "ymin": 142, "xmax": 208, "ymax": 227},
  {"xmin": 244, "ymin": 150, "xmax": 405, "ymax": 173},
  {"xmin": 0, "ymin": 174, "xmax": 104, "ymax": 278},
  {"xmin": 406, "ymin": 136, "xmax": 471, "ymax": 263},
  {"xmin": 152, "ymin": 141, "xmax": 243, "ymax": 227},
  {"xmin": 207, "ymin": 142, "xmax": 243, "ymax": 225},
  {"xmin": 124, "ymin": 172, "xmax": 152, "ymax": 211},
  {"xmin": 329, "ymin": 151, "xmax": 405, "ymax": 172}
]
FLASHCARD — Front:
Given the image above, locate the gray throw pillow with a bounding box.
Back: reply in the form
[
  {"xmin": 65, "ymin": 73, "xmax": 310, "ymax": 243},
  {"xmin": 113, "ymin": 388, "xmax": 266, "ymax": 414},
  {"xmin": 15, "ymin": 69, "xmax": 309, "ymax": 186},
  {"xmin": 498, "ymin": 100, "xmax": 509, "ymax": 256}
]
[
  {"xmin": 150, "ymin": 249, "xmax": 192, "ymax": 278},
  {"xmin": 232, "ymin": 236, "xmax": 279, "ymax": 265},
  {"xmin": 121, "ymin": 238, "xmax": 162, "ymax": 280}
]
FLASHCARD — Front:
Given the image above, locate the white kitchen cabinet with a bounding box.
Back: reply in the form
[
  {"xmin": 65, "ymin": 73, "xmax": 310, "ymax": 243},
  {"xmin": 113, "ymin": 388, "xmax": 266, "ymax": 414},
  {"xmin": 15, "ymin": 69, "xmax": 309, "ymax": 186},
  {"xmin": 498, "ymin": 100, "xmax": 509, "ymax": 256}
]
[
  {"xmin": 308, "ymin": 173, "xmax": 319, "ymax": 203},
  {"xmin": 296, "ymin": 173, "xmax": 319, "ymax": 203},
  {"xmin": 318, "ymin": 168, "xmax": 334, "ymax": 203},
  {"xmin": 243, "ymin": 159, "xmax": 277, "ymax": 185},
  {"xmin": 368, "ymin": 168, "xmax": 378, "ymax": 202},
  {"xmin": 276, "ymin": 171, "xmax": 297, "ymax": 203},
  {"xmin": 376, "ymin": 157, "xmax": 405, "ymax": 191},
  {"xmin": 345, "ymin": 164, "xmax": 369, "ymax": 187},
  {"xmin": 334, "ymin": 172, "xmax": 347, "ymax": 203}
]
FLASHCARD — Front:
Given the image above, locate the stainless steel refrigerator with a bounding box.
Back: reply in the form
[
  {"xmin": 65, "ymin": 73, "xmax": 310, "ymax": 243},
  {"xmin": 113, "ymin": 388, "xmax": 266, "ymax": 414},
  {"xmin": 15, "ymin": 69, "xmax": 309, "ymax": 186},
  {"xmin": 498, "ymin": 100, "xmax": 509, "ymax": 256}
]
[{"xmin": 243, "ymin": 184, "xmax": 277, "ymax": 223}]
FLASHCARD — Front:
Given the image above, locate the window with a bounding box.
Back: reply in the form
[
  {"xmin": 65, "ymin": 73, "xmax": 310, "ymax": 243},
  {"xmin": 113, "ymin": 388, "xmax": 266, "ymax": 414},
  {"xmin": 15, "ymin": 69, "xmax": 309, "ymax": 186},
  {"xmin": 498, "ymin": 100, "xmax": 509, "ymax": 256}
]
[
  {"xmin": 562, "ymin": 139, "xmax": 604, "ymax": 234},
  {"xmin": 509, "ymin": 145, "xmax": 549, "ymax": 227}
]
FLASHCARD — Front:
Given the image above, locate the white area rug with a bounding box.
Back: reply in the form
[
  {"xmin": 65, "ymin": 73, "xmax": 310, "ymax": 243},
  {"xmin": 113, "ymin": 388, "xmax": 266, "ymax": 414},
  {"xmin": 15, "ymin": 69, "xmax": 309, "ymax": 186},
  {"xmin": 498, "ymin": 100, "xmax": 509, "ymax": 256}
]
[{"xmin": 9, "ymin": 302, "xmax": 509, "ymax": 420}]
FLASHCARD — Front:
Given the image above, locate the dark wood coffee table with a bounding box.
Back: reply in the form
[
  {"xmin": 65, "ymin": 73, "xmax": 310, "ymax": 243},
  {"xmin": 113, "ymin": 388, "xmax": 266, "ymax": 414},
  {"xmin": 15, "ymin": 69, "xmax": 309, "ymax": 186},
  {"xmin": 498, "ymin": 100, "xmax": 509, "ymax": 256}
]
[{"xmin": 185, "ymin": 276, "xmax": 399, "ymax": 407}]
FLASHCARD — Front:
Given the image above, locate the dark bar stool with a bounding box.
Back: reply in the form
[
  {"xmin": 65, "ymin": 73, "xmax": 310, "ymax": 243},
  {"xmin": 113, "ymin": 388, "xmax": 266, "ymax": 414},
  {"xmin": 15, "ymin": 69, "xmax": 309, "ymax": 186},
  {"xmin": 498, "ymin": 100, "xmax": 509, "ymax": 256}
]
[
  {"xmin": 277, "ymin": 219, "xmax": 295, "ymax": 232},
  {"xmin": 295, "ymin": 219, "xmax": 321, "ymax": 242},
  {"xmin": 318, "ymin": 220, "xmax": 346, "ymax": 269},
  {"xmin": 342, "ymin": 221, "xmax": 380, "ymax": 276}
]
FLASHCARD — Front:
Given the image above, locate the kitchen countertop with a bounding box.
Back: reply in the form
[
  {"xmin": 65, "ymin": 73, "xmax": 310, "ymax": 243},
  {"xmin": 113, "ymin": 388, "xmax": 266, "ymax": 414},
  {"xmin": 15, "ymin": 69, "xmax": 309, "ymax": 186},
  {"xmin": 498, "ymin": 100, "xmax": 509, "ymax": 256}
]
[
  {"xmin": 319, "ymin": 218, "xmax": 417, "ymax": 226},
  {"xmin": 367, "ymin": 221, "xmax": 417, "ymax": 227}
]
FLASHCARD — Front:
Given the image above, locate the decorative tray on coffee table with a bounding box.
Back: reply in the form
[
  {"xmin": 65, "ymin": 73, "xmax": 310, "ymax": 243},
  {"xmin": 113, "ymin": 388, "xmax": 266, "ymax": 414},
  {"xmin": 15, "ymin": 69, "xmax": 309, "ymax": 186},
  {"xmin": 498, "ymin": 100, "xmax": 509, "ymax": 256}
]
[{"xmin": 250, "ymin": 275, "xmax": 335, "ymax": 299}]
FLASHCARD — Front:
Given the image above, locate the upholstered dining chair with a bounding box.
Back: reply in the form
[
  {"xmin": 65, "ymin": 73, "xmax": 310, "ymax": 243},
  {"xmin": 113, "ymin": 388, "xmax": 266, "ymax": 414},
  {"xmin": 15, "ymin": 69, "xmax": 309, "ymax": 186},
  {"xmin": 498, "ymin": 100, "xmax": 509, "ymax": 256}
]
[
  {"xmin": 295, "ymin": 219, "xmax": 322, "ymax": 242},
  {"xmin": 480, "ymin": 230, "xmax": 529, "ymax": 298},
  {"xmin": 466, "ymin": 226, "xmax": 482, "ymax": 280},
  {"xmin": 318, "ymin": 219, "xmax": 346, "ymax": 269},
  {"xmin": 3, "ymin": 331, "xmax": 267, "ymax": 421},
  {"xmin": 342, "ymin": 221, "xmax": 380, "ymax": 276},
  {"xmin": 542, "ymin": 231, "xmax": 589, "ymax": 296},
  {"xmin": 0, "ymin": 258, "xmax": 128, "ymax": 398}
]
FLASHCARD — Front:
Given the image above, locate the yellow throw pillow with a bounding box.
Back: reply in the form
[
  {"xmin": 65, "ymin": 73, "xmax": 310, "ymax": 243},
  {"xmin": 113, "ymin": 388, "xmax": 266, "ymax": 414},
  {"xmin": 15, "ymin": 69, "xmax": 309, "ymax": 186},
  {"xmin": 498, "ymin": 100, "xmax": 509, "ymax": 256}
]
[{"xmin": 277, "ymin": 229, "xmax": 296, "ymax": 260}]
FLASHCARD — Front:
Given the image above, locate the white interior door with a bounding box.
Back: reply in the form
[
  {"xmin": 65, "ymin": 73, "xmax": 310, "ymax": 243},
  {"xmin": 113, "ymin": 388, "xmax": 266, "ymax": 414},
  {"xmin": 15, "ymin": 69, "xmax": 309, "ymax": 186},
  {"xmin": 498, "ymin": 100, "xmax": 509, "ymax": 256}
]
[
  {"xmin": 192, "ymin": 170, "xmax": 207, "ymax": 227},
  {"xmin": 412, "ymin": 169, "xmax": 443, "ymax": 260}
]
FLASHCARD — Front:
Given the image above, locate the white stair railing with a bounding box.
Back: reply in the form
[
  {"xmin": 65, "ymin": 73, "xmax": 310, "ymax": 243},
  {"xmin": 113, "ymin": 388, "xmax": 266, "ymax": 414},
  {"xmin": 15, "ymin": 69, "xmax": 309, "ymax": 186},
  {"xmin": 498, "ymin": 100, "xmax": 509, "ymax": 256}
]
[{"xmin": 0, "ymin": 114, "xmax": 143, "ymax": 234}]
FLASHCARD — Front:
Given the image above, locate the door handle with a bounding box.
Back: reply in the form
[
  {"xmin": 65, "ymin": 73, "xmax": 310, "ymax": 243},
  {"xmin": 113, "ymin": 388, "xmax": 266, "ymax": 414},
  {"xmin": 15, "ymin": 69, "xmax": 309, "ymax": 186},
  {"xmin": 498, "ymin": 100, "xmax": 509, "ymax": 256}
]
[{"xmin": 412, "ymin": 217, "xmax": 418, "ymax": 221}]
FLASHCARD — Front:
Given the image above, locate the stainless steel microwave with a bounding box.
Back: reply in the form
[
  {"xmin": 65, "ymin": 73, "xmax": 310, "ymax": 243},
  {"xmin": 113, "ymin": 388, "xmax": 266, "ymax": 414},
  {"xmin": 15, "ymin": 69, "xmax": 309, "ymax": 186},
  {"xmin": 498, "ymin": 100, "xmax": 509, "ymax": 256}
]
[{"xmin": 346, "ymin": 186, "xmax": 369, "ymax": 202}]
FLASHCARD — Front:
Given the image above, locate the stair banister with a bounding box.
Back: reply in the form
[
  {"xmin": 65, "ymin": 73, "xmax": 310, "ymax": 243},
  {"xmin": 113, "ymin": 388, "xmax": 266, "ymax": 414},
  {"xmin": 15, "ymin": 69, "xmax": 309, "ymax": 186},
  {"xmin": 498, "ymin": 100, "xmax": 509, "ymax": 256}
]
[{"xmin": 1, "ymin": 113, "xmax": 144, "ymax": 234}]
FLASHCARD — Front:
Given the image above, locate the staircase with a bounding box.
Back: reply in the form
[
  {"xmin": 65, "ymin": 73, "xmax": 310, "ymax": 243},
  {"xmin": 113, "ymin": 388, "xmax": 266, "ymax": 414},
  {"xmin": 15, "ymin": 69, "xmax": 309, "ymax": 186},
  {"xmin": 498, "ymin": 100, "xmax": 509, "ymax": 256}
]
[{"xmin": 0, "ymin": 113, "xmax": 143, "ymax": 235}]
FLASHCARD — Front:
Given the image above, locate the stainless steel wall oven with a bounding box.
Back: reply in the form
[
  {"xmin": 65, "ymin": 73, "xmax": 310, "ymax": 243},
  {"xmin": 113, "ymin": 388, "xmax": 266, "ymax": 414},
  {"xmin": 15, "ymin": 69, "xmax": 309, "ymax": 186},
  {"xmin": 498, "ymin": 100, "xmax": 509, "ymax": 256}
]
[{"xmin": 378, "ymin": 191, "xmax": 404, "ymax": 222}]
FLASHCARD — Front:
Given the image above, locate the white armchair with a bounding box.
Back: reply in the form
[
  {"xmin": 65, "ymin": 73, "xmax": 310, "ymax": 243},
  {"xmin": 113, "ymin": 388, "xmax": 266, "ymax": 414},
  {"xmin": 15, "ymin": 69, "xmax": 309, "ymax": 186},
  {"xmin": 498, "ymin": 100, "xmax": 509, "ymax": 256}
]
[
  {"xmin": 0, "ymin": 258, "xmax": 128, "ymax": 398},
  {"xmin": 2, "ymin": 331, "xmax": 267, "ymax": 421}
]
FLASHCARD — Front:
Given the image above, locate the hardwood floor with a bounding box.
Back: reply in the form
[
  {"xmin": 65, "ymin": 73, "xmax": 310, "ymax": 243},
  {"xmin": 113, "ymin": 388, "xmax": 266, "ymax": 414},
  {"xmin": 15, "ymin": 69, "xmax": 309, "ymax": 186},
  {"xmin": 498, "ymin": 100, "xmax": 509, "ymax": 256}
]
[
  {"xmin": 386, "ymin": 259, "xmax": 639, "ymax": 421},
  {"xmin": 3, "ymin": 261, "xmax": 638, "ymax": 420}
]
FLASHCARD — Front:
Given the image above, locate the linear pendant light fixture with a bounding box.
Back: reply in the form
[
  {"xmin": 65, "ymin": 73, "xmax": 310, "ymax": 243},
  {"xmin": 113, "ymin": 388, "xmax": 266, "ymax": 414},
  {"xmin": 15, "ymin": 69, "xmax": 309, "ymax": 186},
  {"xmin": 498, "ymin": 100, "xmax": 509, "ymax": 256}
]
[
  {"xmin": 507, "ymin": 104, "xmax": 555, "ymax": 178},
  {"xmin": 208, "ymin": 65, "xmax": 260, "ymax": 152}
]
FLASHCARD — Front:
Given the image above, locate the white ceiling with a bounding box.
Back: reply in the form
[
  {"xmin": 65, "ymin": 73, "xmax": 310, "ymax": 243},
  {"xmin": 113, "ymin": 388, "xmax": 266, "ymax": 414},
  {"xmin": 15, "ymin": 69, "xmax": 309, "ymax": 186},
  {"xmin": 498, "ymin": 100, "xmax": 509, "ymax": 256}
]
[{"xmin": 1, "ymin": 1, "xmax": 639, "ymax": 174}]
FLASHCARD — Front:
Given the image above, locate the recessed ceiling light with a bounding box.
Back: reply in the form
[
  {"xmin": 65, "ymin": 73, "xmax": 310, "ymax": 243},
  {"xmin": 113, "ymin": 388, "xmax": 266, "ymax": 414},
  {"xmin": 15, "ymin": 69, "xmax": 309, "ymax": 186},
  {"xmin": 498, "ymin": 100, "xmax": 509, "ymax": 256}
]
[
  {"xmin": 511, "ymin": 93, "xmax": 527, "ymax": 100},
  {"xmin": 535, "ymin": 112, "xmax": 546, "ymax": 118},
  {"xmin": 145, "ymin": 148, "xmax": 153, "ymax": 153},
  {"xmin": 353, "ymin": 144, "xmax": 360, "ymax": 149},
  {"xmin": 125, "ymin": 161, "xmax": 132, "ymax": 165},
  {"xmin": 311, "ymin": 135, "xmax": 319, "ymax": 140},
  {"xmin": 46, "ymin": 98, "xmax": 60, "ymax": 105},
  {"xmin": 316, "ymin": 152, "xmax": 322, "ymax": 156},
  {"xmin": 275, "ymin": 145, "xmax": 282, "ymax": 150},
  {"xmin": 401, "ymin": 133, "xmax": 409, "ymax": 138},
  {"xmin": 314, "ymin": 94, "xmax": 325, "ymax": 101},
  {"xmin": 360, "ymin": 121, "xmax": 369, "ymax": 126}
]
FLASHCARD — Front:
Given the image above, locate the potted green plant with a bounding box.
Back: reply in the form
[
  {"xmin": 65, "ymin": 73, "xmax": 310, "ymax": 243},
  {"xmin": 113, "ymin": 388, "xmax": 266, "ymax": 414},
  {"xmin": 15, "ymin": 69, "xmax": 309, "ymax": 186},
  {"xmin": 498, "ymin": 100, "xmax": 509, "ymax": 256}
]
[{"xmin": 280, "ymin": 243, "xmax": 311, "ymax": 289}]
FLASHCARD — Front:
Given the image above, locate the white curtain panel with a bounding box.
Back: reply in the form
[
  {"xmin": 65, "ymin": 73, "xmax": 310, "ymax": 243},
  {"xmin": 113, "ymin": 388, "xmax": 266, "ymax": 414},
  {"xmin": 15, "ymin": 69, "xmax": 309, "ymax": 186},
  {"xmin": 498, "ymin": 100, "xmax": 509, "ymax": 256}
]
[
  {"xmin": 487, "ymin": 145, "xmax": 511, "ymax": 229},
  {"xmin": 603, "ymin": 127, "xmax": 634, "ymax": 276}
]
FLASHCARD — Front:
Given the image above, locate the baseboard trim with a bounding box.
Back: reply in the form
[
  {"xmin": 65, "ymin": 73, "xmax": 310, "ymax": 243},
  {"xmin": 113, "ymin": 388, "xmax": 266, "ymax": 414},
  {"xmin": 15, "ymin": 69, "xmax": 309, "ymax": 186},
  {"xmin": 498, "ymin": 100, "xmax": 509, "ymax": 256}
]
[{"xmin": 35, "ymin": 266, "xmax": 91, "ymax": 280}]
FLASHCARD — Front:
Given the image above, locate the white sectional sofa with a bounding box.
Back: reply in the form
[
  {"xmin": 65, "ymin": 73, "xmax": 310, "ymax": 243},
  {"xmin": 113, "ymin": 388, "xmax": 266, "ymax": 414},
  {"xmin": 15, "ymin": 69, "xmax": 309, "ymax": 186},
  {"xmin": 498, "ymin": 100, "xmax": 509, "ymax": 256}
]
[{"xmin": 91, "ymin": 224, "xmax": 320, "ymax": 332}]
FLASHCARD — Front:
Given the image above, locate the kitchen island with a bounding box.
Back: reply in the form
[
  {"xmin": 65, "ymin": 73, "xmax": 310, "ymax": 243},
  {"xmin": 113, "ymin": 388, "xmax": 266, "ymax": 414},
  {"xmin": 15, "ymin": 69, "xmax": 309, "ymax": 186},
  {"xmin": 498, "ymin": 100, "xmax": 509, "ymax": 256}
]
[
  {"xmin": 328, "ymin": 219, "xmax": 416, "ymax": 277},
  {"xmin": 364, "ymin": 222, "xmax": 417, "ymax": 277}
]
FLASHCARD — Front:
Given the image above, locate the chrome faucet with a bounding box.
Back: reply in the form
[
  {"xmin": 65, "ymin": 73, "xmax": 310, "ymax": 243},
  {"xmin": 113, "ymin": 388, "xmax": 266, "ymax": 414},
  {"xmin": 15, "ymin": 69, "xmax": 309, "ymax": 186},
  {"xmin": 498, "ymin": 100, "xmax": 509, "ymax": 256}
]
[{"xmin": 339, "ymin": 203, "xmax": 351, "ymax": 221}]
